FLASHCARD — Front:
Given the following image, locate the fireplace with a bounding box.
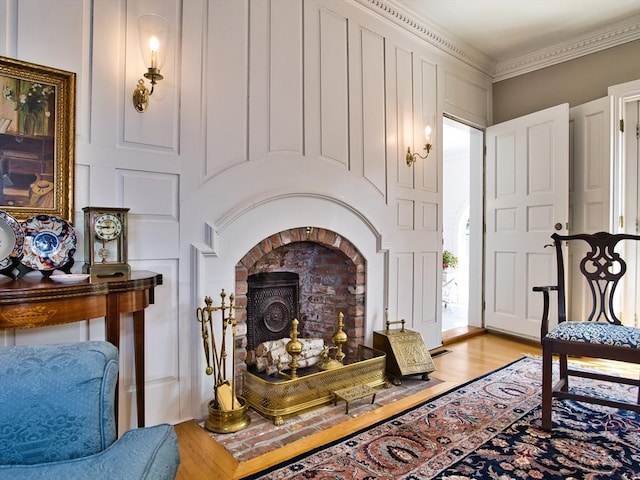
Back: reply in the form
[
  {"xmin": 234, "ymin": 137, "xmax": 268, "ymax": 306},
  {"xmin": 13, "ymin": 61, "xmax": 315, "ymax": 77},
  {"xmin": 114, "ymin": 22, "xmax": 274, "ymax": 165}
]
[{"xmin": 234, "ymin": 227, "xmax": 366, "ymax": 376}]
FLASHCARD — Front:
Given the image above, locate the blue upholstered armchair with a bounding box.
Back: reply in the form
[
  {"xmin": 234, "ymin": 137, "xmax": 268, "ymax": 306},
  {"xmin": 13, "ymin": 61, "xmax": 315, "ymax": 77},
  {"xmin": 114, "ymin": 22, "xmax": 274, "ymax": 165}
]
[{"xmin": 0, "ymin": 341, "xmax": 180, "ymax": 479}]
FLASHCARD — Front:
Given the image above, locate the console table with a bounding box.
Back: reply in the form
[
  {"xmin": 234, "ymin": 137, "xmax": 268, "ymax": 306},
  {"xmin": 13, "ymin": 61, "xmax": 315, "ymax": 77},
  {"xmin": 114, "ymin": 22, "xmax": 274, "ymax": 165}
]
[{"xmin": 0, "ymin": 270, "xmax": 162, "ymax": 427}]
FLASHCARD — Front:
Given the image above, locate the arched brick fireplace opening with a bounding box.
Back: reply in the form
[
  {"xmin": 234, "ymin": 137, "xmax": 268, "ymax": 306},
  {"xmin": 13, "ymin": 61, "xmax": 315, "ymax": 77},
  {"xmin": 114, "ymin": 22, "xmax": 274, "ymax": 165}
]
[{"xmin": 234, "ymin": 227, "xmax": 366, "ymax": 376}]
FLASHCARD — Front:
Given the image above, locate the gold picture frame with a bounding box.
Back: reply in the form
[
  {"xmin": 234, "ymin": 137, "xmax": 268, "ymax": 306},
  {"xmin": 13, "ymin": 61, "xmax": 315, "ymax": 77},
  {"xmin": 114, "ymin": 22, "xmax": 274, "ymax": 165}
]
[{"xmin": 0, "ymin": 56, "xmax": 75, "ymax": 223}]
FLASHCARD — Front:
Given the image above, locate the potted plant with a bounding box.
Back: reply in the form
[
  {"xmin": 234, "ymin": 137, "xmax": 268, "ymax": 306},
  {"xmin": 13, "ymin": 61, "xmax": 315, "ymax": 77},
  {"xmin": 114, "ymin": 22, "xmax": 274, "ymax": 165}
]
[
  {"xmin": 442, "ymin": 250, "xmax": 458, "ymax": 271},
  {"xmin": 442, "ymin": 250, "xmax": 459, "ymax": 289}
]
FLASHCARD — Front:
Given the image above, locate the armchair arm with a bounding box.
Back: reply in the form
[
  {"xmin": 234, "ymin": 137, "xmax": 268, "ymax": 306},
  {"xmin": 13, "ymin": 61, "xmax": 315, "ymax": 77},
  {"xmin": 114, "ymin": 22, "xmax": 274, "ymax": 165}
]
[
  {"xmin": 0, "ymin": 424, "xmax": 180, "ymax": 480},
  {"xmin": 532, "ymin": 285, "xmax": 558, "ymax": 340}
]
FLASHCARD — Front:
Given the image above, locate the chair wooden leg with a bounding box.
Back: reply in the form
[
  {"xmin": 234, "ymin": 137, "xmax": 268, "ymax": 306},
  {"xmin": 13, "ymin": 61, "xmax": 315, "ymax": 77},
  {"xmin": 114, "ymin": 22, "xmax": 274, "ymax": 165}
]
[
  {"xmin": 542, "ymin": 344, "xmax": 553, "ymax": 431},
  {"xmin": 559, "ymin": 353, "xmax": 568, "ymax": 392}
]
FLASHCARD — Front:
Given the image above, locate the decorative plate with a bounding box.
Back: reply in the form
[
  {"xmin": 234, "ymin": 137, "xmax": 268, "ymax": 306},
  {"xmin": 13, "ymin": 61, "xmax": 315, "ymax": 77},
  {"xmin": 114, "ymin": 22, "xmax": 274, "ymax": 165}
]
[
  {"xmin": 50, "ymin": 273, "xmax": 90, "ymax": 284},
  {"xmin": 0, "ymin": 210, "xmax": 24, "ymax": 260},
  {"xmin": 20, "ymin": 215, "xmax": 77, "ymax": 271}
]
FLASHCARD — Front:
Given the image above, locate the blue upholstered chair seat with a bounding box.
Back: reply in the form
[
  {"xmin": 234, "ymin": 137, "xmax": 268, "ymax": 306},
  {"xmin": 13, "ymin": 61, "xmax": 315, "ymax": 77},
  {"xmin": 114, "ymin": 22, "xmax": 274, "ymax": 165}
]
[
  {"xmin": 0, "ymin": 342, "xmax": 180, "ymax": 479},
  {"xmin": 546, "ymin": 321, "xmax": 640, "ymax": 348},
  {"xmin": 0, "ymin": 424, "xmax": 177, "ymax": 480}
]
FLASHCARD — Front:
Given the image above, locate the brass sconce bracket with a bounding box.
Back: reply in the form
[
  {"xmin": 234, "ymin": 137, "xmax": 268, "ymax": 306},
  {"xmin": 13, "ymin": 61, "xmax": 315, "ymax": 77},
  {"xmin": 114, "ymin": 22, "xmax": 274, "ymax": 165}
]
[
  {"xmin": 406, "ymin": 143, "xmax": 432, "ymax": 167},
  {"xmin": 133, "ymin": 68, "xmax": 164, "ymax": 113},
  {"xmin": 133, "ymin": 79, "xmax": 149, "ymax": 113}
]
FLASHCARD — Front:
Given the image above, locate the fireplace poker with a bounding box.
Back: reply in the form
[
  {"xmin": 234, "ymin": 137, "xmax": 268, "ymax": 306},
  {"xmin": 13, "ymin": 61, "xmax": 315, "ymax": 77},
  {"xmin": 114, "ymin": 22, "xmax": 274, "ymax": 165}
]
[
  {"xmin": 217, "ymin": 290, "xmax": 229, "ymax": 388},
  {"xmin": 216, "ymin": 290, "xmax": 243, "ymax": 410},
  {"xmin": 229, "ymin": 292, "xmax": 237, "ymax": 411}
]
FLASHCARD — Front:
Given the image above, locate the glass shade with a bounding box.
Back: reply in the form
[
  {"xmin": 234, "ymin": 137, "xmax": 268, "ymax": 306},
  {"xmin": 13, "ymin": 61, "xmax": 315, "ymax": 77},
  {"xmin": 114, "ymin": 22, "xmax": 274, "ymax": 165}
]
[{"xmin": 137, "ymin": 14, "xmax": 170, "ymax": 71}]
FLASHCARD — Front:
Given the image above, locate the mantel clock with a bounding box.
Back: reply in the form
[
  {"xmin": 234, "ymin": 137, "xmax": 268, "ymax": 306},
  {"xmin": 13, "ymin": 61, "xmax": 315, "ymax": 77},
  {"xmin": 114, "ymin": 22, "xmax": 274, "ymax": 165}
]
[{"xmin": 82, "ymin": 206, "xmax": 131, "ymax": 277}]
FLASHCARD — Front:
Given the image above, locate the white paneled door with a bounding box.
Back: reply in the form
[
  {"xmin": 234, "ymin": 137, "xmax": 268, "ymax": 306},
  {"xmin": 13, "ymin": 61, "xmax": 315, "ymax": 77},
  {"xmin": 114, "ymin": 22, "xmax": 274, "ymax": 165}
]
[
  {"xmin": 568, "ymin": 97, "xmax": 612, "ymax": 320},
  {"xmin": 485, "ymin": 104, "xmax": 570, "ymax": 340}
]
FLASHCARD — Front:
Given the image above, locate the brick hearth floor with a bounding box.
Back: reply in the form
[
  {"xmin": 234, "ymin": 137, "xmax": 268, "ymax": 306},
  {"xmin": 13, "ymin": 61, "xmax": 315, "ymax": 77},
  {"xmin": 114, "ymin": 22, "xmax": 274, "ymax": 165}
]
[{"xmin": 204, "ymin": 374, "xmax": 443, "ymax": 462}]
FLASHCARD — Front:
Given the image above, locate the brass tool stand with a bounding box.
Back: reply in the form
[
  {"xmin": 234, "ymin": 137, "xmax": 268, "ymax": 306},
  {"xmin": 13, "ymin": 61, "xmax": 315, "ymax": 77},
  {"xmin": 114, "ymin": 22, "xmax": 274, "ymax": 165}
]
[
  {"xmin": 373, "ymin": 309, "xmax": 435, "ymax": 385},
  {"xmin": 197, "ymin": 290, "xmax": 250, "ymax": 433}
]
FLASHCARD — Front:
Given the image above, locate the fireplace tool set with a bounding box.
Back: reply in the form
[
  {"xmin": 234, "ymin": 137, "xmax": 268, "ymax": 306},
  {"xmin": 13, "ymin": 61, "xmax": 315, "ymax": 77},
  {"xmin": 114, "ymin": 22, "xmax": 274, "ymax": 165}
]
[{"xmin": 196, "ymin": 290, "xmax": 250, "ymax": 433}]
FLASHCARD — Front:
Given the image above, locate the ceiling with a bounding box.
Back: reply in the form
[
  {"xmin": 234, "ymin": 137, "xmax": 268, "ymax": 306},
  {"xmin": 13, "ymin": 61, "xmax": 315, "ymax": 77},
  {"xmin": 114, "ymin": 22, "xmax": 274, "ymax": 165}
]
[{"xmin": 394, "ymin": 0, "xmax": 640, "ymax": 61}]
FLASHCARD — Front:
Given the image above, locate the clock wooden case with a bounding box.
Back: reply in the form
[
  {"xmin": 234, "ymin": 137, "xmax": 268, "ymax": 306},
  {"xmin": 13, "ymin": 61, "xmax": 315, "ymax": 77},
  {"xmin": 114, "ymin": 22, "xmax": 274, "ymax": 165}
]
[{"xmin": 82, "ymin": 206, "xmax": 131, "ymax": 277}]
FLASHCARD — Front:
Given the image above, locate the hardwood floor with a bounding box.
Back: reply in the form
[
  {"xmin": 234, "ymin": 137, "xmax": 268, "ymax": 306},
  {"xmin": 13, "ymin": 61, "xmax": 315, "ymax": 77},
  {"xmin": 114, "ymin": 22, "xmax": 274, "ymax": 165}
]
[{"xmin": 172, "ymin": 332, "xmax": 636, "ymax": 479}]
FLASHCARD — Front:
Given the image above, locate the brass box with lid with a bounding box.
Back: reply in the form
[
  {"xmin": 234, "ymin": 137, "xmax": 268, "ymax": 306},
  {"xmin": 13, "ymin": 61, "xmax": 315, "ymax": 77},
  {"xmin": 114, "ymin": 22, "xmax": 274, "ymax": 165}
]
[{"xmin": 373, "ymin": 316, "xmax": 435, "ymax": 385}]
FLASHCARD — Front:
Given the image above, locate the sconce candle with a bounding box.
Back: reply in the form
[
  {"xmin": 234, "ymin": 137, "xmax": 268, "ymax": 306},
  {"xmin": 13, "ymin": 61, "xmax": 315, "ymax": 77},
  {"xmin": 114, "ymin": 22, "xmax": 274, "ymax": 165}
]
[
  {"xmin": 424, "ymin": 125, "xmax": 432, "ymax": 145},
  {"xmin": 149, "ymin": 37, "xmax": 159, "ymax": 69}
]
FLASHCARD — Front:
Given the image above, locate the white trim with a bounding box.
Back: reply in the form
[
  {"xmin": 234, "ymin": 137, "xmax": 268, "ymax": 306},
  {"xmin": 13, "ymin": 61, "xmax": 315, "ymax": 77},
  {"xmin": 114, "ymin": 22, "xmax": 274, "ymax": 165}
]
[
  {"xmin": 357, "ymin": 0, "xmax": 495, "ymax": 74},
  {"xmin": 358, "ymin": 0, "xmax": 640, "ymax": 81},
  {"xmin": 494, "ymin": 15, "xmax": 640, "ymax": 82}
]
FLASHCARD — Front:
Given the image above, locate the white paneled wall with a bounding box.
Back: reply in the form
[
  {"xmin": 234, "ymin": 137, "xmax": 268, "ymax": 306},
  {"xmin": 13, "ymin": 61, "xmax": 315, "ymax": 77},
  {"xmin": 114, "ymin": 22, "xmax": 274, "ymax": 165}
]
[
  {"xmin": 359, "ymin": 28, "xmax": 386, "ymax": 195},
  {"xmin": 1, "ymin": 0, "xmax": 182, "ymax": 432},
  {"xmin": 1, "ymin": 0, "xmax": 491, "ymax": 424}
]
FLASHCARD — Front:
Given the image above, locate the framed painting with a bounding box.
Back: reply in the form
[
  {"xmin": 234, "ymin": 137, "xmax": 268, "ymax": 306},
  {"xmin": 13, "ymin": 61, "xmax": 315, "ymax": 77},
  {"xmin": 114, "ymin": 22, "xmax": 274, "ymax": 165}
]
[{"xmin": 0, "ymin": 56, "xmax": 76, "ymax": 223}]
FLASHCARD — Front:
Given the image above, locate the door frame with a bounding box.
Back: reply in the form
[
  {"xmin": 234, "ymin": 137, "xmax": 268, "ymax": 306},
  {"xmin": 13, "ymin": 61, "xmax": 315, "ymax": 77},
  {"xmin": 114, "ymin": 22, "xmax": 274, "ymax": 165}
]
[
  {"xmin": 441, "ymin": 114, "xmax": 485, "ymax": 330},
  {"xmin": 609, "ymin": 79, "xmax": 640, "ymax": 326}
]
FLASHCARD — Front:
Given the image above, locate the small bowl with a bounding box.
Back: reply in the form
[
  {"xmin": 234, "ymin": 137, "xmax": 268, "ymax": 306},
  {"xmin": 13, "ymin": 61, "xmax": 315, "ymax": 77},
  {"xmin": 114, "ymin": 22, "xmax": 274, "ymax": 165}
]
[{"xmin": 49, "ymin": 273, "xmax": 91, "ymax": 284}]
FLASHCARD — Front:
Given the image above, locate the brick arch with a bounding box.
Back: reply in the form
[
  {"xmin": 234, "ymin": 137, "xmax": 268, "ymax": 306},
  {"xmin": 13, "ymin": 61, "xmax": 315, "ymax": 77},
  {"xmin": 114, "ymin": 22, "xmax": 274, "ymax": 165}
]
[{"xmin": 234, "ymin": 227, "xmax": 366, "ymax": 373}]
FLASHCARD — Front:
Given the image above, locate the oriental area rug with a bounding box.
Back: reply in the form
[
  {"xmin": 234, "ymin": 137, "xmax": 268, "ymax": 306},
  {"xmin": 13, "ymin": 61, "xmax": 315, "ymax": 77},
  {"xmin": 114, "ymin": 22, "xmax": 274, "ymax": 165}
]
[{"xmin": 243, "ymin": 357, "xmax": 640, "ymax": 479}]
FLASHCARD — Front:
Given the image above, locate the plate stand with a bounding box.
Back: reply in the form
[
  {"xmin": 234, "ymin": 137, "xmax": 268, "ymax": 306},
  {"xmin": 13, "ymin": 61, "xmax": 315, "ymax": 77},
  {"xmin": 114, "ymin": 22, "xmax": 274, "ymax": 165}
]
[
  {"xmin": 0, "ymin": 257, "xmax": 20, "ymax": 279},
  {"xmin": 15, "ymin": 258, "xmax": 75, "ymax": 280}
]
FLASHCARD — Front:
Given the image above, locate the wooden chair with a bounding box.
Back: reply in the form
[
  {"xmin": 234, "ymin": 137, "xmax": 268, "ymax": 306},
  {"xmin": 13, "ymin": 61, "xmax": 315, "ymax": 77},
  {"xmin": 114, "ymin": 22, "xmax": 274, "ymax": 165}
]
[{"xmin": 533, "ymin": 231, "xmax": 640, "ymax": 432}]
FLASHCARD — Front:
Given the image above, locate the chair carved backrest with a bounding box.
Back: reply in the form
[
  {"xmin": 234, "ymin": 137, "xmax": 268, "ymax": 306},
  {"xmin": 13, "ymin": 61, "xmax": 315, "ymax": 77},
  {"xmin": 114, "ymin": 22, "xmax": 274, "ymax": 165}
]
[{"xmin": 552, "ymin": 231, "xmax": 639, "ymax": 326}]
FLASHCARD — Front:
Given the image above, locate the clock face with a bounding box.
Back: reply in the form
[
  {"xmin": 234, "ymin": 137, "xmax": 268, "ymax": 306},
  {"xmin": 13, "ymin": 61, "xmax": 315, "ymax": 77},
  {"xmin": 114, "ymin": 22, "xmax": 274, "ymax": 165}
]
[{"xmin": 94, "ymin": 213, "xmax": 123, "ymax": 241}]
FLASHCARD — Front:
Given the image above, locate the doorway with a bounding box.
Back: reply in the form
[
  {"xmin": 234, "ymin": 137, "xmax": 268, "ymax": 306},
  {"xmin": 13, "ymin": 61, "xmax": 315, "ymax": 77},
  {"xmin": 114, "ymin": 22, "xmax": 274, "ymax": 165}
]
[
  {"xmin": 621, "ymin": 98, "xmax": 640, "ymax": 326},
  {"xmin": 442, "ymin": 117, "xmax": 484, "ymax": 333}
]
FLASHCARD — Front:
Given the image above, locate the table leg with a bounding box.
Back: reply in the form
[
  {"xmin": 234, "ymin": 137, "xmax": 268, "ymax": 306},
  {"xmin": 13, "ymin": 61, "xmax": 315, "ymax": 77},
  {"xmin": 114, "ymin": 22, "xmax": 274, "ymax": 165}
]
[
  {"xmin": 133, "ymin": 310, "xmax": 146, "ymax": 427},
  {"xmin": 106, "ymin": 295, "xmax": 121, "ymax": 430}
]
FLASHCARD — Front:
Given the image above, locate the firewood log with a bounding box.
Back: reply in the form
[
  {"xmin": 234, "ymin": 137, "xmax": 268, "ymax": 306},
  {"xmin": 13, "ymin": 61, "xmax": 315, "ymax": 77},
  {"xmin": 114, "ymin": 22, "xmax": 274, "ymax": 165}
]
[
  {"xmin": 264, "ymin": 354, "xmax": 322, "ymax": 376},
  {"xmin": 245, "ymin": 350, "xmax": 256, "ymax": 365},
  {"xmin": 255, "ymin": 338, "xmax": 290, "ymax": 357},
  {"xmin": 253, "ymin": 356, "xmax": 270, "ymax": 372},
  {"xmin": 267, "ymin": 346, "xmax": 324, "ymax": 365}
]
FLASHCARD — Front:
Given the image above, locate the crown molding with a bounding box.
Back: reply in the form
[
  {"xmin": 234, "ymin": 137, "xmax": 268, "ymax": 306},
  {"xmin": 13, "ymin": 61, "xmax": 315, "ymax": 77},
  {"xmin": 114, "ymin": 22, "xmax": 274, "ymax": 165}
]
[
  {"xmin": 355, "ymin": 0, "xmax": 496, "ymax": 76},
  {"xmin": 493, "ymin": 14, "xmax": 640, "ymax": 82},
  {"xmin": 356, "ymin": 0, "xmax": 640, "ymax": 82}
]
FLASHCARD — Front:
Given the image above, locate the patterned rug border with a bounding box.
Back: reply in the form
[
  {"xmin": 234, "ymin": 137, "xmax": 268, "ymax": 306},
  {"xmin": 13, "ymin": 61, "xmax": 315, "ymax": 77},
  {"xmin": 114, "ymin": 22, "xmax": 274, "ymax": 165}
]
[{"xmin": 241, "ymin": 355, "xmax": 530, "ymax": 479}]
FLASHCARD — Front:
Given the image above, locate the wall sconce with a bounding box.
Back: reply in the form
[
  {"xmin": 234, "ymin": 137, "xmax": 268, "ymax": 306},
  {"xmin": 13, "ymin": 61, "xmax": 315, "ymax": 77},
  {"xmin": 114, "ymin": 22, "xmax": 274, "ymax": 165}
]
[
  {"xmin": 406, "ymin": 124, "xmax": 433, "ymax": 167},
  {"xmin": 132, "ymin": 14, "xmax": 170, "ymax": 113}
]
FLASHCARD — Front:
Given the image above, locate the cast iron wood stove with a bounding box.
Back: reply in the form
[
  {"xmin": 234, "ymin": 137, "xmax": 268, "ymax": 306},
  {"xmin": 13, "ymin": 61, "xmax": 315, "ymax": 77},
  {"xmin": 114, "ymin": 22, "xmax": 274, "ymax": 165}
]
[{"xmin": 246, "ymin": 271, "xmax": 299, "ymax": 352}]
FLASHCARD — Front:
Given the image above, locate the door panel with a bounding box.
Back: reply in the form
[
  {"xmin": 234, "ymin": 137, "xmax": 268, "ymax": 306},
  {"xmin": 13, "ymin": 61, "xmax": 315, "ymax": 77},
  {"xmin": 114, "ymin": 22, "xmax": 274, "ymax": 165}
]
[
  {"xmin": 569, "ymin": 97, "xmax": 612, "ymax": 320},
  {"xmin": 485, "ymin": 104, "xmax": 569, "ymax": 340}
]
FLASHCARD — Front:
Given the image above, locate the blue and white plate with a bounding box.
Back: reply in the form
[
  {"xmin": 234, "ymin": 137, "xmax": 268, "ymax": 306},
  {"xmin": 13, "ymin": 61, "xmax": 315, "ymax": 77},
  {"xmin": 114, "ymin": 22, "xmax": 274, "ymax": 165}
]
[{"xmin": 20, "ymin": 215, "xmax": 77, "ymax": 271}]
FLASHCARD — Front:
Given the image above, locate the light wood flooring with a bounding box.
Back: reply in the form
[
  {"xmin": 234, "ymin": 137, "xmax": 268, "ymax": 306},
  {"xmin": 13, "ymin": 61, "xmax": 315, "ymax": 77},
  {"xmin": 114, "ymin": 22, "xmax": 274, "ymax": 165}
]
[{"xmin": 173, "ymin": 332, "xmax": 635, "ymax": 479}]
